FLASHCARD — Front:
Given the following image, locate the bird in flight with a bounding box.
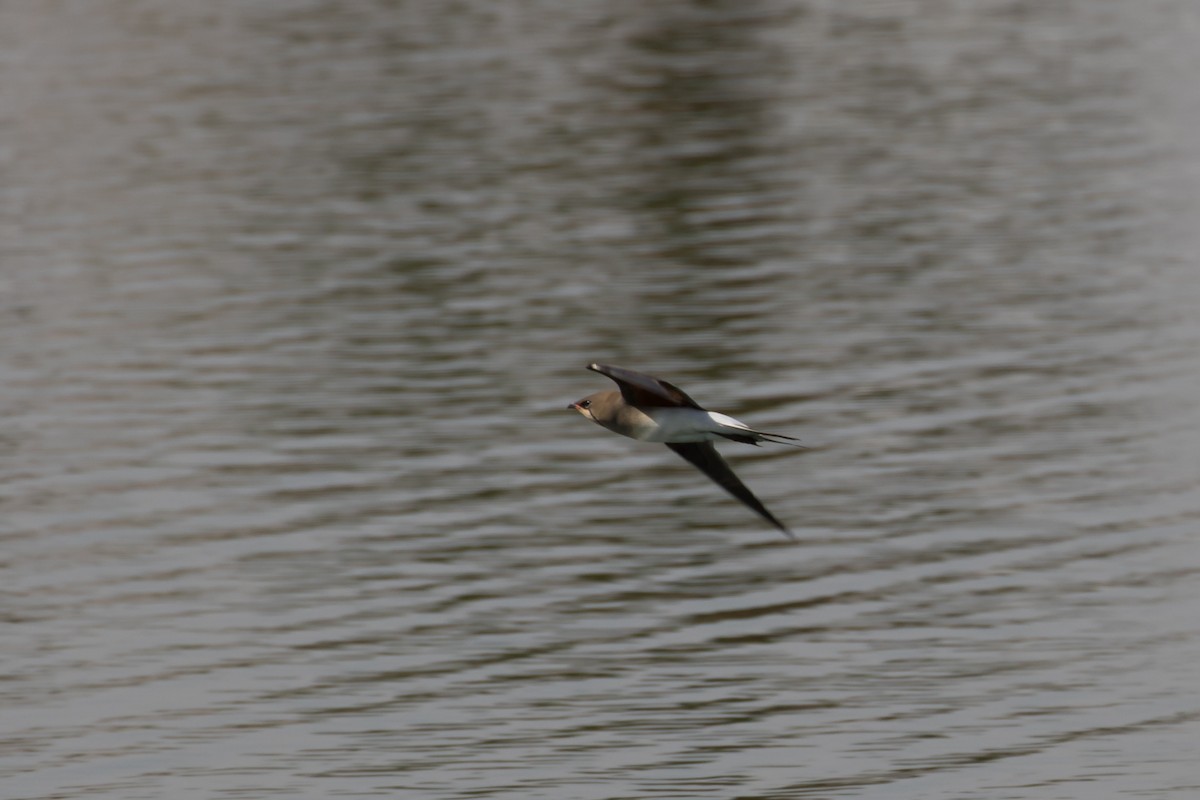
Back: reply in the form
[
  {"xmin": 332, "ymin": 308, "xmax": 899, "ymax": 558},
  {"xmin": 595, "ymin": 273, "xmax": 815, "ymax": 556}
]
[{"xmin": 568, "ymin": 363, "xmax": 803, "ymax": 539}]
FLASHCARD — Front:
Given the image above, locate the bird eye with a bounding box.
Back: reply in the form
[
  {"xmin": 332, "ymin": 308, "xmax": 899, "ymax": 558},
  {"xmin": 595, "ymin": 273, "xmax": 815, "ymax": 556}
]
[{"xmin": 579, "ymin": 399, "xmax": 591, "ymax": 409}]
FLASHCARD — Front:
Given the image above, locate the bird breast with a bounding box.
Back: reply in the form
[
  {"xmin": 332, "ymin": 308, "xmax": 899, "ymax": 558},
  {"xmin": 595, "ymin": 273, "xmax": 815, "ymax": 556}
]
[{"xmin": 638, "ymin": 407, "xmax": 743, "ymax": 443}]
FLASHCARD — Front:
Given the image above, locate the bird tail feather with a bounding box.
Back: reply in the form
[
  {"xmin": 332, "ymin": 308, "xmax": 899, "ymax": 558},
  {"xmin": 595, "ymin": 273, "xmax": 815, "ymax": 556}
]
[{"xmin": 716, "ymin": 430, "xmax": 809, "ymax": 449}]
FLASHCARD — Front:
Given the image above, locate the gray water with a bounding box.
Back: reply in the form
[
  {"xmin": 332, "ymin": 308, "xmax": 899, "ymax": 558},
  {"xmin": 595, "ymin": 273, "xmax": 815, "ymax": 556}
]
[{"xmin": 4, "ymin": 2, "xmax": 1200, "ymax": 798}]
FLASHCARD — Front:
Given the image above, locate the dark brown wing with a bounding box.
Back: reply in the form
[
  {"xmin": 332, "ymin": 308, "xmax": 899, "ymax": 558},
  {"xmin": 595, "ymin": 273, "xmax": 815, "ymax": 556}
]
[
  {"xmin": 666, "ymin": 442, "xmax": 794, "ymax": 540},
  {"xmin": 588, "ymin": 363, "xmax": 703, "ymax": 409}
]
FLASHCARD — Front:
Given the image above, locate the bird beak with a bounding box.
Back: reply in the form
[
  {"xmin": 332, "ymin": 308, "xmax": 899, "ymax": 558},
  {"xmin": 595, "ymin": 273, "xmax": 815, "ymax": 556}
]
[{"xmin": 567, "ymin": 402, "xmax": 580, "ymax": 411}]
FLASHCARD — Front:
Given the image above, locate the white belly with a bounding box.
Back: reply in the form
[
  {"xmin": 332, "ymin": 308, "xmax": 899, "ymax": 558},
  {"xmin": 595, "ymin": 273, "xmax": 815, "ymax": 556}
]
[{"xmin": 639, "ymin": 407, "xmax": 753, "ymax": 443}]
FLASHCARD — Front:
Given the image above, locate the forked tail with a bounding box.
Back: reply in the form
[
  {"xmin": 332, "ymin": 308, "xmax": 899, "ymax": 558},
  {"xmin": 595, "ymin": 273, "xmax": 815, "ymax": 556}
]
[{"xmin": 717, "ymin": 430, "xmax": 809, "ymax": 448}]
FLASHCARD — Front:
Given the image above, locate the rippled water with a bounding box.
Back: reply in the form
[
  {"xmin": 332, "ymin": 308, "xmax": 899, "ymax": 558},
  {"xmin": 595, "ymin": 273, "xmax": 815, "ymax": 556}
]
[{"xmin": 4, "ymin": 2, "xmax": 1200, "ymax": 798}]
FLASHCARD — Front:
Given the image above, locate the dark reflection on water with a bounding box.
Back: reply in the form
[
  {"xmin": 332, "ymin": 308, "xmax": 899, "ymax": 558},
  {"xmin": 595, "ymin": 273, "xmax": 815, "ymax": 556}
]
[{"xmin": 4, "ymin": 1, "xmax": 1200, "ymax": 798}]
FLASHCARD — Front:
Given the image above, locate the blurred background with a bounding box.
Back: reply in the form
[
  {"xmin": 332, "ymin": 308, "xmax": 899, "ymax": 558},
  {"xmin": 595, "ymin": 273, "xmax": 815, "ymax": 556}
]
[{"xmin": 4, "ymin": 1, "xmax": 1200, "ymax": 798}]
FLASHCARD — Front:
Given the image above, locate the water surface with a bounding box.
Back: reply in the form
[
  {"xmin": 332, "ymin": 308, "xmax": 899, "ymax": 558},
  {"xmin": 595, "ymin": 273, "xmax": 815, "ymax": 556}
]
[{"xmin": 3, "ymin": 2, "xmax": 1200, "ymax": 798}]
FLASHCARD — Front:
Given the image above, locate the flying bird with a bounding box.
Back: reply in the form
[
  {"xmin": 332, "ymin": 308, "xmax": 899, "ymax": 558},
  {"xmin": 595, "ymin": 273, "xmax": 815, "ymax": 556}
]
[{"xmin": 568, "ymin": 362, "xmax": 803, "ymax": 539}]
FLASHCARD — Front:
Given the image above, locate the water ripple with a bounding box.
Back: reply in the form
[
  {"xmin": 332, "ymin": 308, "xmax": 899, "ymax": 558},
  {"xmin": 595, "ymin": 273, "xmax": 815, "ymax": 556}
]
[{"xmin": 4, "ymin": 1, "xmax": 1200, "ymax": 799}]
